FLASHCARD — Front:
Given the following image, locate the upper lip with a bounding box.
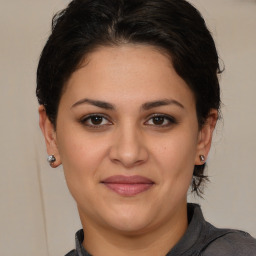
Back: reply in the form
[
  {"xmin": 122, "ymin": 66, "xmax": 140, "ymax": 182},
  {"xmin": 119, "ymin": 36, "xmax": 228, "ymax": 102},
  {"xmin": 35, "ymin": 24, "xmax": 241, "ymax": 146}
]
[{"xmin": 101, "ymin": 175, "xmax": 154, "ymax": 184}]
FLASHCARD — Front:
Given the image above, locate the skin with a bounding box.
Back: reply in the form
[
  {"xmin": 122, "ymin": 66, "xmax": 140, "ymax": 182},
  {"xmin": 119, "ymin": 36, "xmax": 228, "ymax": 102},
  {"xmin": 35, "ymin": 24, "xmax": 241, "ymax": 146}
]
[{"xmin": 39, "ymin": 45, "xmax": 217, "ymax": 256}]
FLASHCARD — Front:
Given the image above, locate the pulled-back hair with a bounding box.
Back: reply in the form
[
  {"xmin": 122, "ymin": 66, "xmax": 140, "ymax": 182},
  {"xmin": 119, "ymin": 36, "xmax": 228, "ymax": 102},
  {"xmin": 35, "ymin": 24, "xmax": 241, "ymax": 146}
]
[{"xmin": 36, "ymin": 0, "xmax": 222, "ymax": 195}]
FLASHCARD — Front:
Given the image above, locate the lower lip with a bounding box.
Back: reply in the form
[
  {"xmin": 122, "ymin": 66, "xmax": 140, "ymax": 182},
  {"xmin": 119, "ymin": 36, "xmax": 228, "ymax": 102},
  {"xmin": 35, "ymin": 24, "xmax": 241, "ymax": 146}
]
[{"xmin": 103, "ymin": 183, "xmax": 154, "ymax": 196}]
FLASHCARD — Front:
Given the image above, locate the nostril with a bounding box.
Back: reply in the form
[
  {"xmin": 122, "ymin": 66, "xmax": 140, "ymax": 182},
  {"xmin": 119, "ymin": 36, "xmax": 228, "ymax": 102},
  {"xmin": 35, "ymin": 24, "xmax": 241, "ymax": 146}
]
[
  {"xmin": 109, "ymin": 145, "xmax": 149, "ymax": 168},
  {"xmin": 108, "ymin": 128, "xmax": 149, "ymax": 167}
]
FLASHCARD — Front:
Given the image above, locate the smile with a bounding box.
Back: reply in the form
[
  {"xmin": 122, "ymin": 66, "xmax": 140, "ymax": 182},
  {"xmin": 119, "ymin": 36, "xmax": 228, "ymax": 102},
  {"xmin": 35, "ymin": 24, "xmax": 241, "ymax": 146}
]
[{"xmin": 101, "ymin": 175, "xmax": 155, "ymax": 196}]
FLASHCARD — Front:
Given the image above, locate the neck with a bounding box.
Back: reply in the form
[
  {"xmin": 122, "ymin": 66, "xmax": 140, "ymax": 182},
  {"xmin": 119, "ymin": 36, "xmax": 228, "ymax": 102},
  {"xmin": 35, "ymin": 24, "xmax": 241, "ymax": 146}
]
[{"xmin": 79, "ymin": 202, "xmax": 188, "ymax": 256}]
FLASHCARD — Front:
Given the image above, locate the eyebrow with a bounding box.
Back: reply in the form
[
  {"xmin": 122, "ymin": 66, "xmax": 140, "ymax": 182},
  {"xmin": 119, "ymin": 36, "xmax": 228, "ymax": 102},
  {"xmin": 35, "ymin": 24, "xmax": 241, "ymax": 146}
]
[
  {"xmin": 71, "ymin": 98, "xmax": 115, "ymax": 110},
  {"xmin": 141, "ymin": 99, "xmax": 184, "ymax": 110},
  {"xmin": 71, "ymin": 98, "xmax": 184, "ymax": 110}
]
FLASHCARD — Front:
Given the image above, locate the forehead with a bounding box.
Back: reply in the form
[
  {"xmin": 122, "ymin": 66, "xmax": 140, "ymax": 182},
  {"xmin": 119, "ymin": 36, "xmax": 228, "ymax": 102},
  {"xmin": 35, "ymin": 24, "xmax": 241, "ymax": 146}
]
[{"xmin": 61, "ymin": 45, "xmax": 195, "ymax": 109}]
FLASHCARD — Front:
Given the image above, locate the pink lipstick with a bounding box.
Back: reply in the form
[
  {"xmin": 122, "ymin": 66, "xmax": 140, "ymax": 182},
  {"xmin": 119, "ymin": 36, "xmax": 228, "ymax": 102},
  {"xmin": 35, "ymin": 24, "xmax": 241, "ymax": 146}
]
[{"xmin": 101, "ymin": 175, "xmax": 154, "ymax": 196}]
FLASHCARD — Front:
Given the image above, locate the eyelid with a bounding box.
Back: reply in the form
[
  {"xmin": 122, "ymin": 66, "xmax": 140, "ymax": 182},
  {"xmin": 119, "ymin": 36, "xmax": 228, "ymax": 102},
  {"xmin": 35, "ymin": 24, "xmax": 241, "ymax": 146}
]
[
  {"xmin": 144, "ymin": 113, "xmax": 177, "ymax": 126},
  {"xmin": 79, "ymin": 113, "xmax": 177, "ymax": 129},
  {"xmin": 80, "ymin": 113, "xmax": 113, "ymax": 127}
]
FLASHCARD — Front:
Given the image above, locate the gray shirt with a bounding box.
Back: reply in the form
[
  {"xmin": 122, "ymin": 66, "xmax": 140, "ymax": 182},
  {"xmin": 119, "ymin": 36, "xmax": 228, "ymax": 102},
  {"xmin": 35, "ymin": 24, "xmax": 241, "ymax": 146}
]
[{"xmin": 65, "ymin": 203, "xmax": 256, "ymax": 256}]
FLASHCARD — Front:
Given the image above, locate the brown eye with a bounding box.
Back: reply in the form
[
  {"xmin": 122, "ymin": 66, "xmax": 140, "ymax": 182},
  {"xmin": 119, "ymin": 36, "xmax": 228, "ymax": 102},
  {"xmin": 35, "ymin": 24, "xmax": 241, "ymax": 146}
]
[
  {"xmin": 90, "ymin": 116, "xmax": 103, "ymax": 125},
  {"xmin": 145, "ymin": 114, "xmax": 177, "ymax": 127},
  {"xmin": 81, "ymin": 114, "xmax": 112, "ymax": 127},
  {"xmin": 152, "ymin": 116, "xmax": 165, "ymax": 125}
]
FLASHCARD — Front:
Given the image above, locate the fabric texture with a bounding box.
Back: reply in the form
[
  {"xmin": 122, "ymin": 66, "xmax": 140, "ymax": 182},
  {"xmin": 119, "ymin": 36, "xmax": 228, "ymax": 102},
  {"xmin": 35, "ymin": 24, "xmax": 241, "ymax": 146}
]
[{"xmin": 65, "ymin": 203, "xmax": 256, "ymax": 256}]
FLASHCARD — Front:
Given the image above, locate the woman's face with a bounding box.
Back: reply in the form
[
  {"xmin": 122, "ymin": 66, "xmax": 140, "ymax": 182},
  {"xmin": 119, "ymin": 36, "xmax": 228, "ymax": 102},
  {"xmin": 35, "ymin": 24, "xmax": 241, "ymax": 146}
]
[{"xmin": 41, "ymin": 45, "xmax": 215, "ymax": 235}]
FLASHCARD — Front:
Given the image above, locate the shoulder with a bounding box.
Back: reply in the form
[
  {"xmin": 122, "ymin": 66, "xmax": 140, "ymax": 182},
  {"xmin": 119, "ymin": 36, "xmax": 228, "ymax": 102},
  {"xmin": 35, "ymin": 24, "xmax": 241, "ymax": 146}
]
[
  {"xmin": 202, "ymin": 229, "xmax": 256, "ymax": 256},
  {"xmin": 65, "ymin": 249, "xmax": 78, "ymax": 256}
]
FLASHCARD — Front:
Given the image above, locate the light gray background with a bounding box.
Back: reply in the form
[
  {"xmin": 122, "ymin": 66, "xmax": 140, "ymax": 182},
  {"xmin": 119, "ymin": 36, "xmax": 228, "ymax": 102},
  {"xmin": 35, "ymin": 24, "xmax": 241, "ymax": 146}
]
[{"xmin": 0, "ymin": 0, "xmax": 255, "ymax": 255}]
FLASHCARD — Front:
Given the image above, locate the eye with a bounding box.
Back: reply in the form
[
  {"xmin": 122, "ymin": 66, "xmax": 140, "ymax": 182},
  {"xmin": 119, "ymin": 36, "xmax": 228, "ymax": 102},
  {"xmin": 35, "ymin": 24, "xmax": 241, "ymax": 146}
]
[
  {"xmin": 145, "ymin": 114, "xmax": 177, "ymax": 127},
  {"xmin": 80, "ymin": 114, "xmax": 112, "ymax": 128}
]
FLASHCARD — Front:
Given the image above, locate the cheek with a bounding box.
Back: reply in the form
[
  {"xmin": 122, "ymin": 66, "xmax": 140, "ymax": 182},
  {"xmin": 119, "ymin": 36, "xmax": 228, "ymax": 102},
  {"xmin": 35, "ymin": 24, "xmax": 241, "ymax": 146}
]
[
  {"xmin": 57, "ymin": 132, "xmax": 111, "ymax": 210},
  {"xmin": 152, "ymin": 130, "xmax": 198, "ymax": 183},
  {"xmin": 56, "ymin": 127, "xmax": 109, "ymax": 184}
]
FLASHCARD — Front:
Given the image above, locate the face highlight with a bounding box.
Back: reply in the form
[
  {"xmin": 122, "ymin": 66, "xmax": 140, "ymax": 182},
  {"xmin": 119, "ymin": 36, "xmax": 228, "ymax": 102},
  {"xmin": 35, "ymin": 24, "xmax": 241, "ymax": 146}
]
[{"xmin": 40, "ymin": 45, "xmax": 214, "ymax": 237}]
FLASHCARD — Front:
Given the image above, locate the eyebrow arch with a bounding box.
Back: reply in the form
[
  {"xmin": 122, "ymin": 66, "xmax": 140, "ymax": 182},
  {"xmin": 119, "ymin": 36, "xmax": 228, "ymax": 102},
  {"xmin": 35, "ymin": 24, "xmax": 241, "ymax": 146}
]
[
  {"xmin": 71, "ymin": 98, "xmax": 184, "ymax": 111},
  {"xmin": 141, "ymin": 99, "xmax": 184, "ymax": 110},
  {"xmin": 71, "ymin": 98, "xmax": 115, "ymax": 110}
]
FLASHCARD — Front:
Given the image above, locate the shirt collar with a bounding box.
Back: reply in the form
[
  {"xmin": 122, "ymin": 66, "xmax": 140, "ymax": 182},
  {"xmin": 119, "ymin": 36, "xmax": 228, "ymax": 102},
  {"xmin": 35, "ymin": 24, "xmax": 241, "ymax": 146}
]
[{"xmin": 166, "ymin": 203, "xmax": 207, "ymax": 255}]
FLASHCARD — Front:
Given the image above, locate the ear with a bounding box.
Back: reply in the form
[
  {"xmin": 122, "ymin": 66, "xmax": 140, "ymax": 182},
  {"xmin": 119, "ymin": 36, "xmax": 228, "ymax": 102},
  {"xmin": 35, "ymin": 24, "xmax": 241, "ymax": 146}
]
[
  {"xmin": 195, "ymin": 109, "xmax": 218, "ymax": 165},
  {"xmin": 38, "ymin": 105, "xmax": 62, "ymax": 168}
]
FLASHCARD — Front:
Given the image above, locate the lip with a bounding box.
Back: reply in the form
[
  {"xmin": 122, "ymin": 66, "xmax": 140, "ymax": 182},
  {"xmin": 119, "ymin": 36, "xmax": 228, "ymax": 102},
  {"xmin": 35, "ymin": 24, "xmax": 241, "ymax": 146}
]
[{"xmin": 101, "ymin": 175, "xmax": 155, "ymax": 196}]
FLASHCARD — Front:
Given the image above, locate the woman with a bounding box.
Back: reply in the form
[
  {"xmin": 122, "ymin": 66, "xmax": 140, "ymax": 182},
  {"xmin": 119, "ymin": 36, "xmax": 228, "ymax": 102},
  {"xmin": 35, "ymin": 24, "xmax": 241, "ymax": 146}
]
[{"xmin": 37, "ymin": 0, "xmax": 256, "ymax": 255}]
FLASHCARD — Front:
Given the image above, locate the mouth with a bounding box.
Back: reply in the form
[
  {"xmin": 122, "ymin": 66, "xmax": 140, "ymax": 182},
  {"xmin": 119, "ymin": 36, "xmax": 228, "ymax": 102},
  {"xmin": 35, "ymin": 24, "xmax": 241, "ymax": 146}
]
[{"xmin": 101, "ymin": 175, "xmax": 155, "ymax": 196}]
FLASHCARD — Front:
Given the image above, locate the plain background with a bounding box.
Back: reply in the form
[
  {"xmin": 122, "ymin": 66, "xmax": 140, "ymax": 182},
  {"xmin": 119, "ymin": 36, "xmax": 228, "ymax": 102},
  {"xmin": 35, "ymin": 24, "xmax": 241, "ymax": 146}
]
[{"xmin": 0, "ymin": 0, "xmax": 255, "ymax": 255}]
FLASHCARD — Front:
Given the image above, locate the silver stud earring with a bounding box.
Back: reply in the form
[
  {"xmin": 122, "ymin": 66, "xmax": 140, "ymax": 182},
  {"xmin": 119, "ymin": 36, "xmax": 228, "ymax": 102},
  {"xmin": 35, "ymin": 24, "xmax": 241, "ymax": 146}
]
[
  {"xmin": 47, "ymin": 155, "xmax": 56, "ymax": 165},
  {"xmin": 199, "ymin": 155, "xmax": 205, "ymax": 162}
]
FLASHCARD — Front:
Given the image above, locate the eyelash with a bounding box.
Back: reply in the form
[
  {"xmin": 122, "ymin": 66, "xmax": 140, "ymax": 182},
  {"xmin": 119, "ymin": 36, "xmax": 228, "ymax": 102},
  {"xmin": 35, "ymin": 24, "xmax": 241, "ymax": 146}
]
[
  {"xmin": 80, "ymin": 114, "xmax": 112, "ymax": 128},
  {"xmin": 145, "ymin": 114, "xmax": 177, "ymax": 127},
  {"xmin": 80, "ymin": 114, "xmax": 177, "ymax": 129}
]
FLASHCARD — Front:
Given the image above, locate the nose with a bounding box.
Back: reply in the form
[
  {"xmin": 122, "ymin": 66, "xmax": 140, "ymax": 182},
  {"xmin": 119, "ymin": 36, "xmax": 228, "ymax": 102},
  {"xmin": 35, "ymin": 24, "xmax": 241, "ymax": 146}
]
[{"xmin": 109, "ymin": 124, "xmax": 149, "ymax": 168}]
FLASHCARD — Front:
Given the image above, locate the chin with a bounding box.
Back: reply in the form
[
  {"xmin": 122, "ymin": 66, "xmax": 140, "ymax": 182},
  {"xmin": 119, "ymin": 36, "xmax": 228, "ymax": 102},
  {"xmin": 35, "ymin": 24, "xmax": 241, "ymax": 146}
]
[
  {"xmin": 101, "ymin": 204, "xmax": 157, "ymax": 234},
  {"xmin": 108, "ymin": 218, "xmax": 152, "ymax": 235}
]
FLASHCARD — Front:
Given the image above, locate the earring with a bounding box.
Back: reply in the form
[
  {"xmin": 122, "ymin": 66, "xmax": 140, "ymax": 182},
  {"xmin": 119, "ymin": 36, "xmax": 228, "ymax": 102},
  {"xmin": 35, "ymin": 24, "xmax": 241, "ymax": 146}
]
[
  {"xmin": 199, "ymin": 155, "xmax": 205, "ymax": 162},
  {"xmin": 47, "ymin": 155, "xmax": 56, "ymax": 165}
]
